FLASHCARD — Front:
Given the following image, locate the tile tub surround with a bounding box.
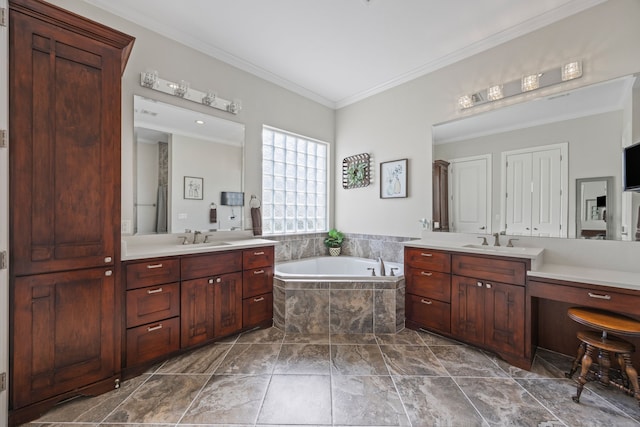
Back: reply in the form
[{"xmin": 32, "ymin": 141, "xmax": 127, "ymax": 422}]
[
  {"xmin": 273, "ymin": 277, "xmax": 406, "ymax": 334},
  {"xmin": 269, "ymin": 232, "xmax": 411, "ymax": 263},
  {"xmin": 24, "ymin": 327, "xmax": 640, "ymax": 426}
]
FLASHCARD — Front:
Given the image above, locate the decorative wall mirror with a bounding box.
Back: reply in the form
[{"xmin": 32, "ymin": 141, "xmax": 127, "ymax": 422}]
[
  {"xmin": 133, "ymin": 95, "xmax": 245, "ymax": 234},
  {"xmin": 576, "ymin": 176, "xmax": 614, "ymax": 240}
]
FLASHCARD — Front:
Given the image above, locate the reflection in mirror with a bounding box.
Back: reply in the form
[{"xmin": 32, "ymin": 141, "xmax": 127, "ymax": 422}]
[
  {"xmin": 134, "ymin": 95, "xmax": 245, "ymax": 234},
  {"xmin": 433, "ymin": 74, "xmax": 640, "ymax": 241},
  {"xmin": 576, "ymin": 177, "xmax": 613, "ymax": 240}
]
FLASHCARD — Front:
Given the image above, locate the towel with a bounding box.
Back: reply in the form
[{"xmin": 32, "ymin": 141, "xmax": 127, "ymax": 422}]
[
  {"xmin": 210, "ymin": 207, "xmax": 217, "ymax": 223},
  {"xmin": 251, "ymin": 207, "xmax": 262, "ymax": 236}
]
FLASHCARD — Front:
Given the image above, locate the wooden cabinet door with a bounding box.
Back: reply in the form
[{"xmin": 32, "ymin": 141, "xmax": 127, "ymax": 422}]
[
  {"xmin": 485, "ymin": 282, "xmax": 525, "ymax": 356},
  {"xmin": 12, "ymin": 267, "xmax": 116, "ymax": 408},
  {"xmin": 213, "ymin": 272, "xmax": 243, "ymax": 338},
  {"xmin": 181, "ymin": 277, "xmax": 215, "ymax": 348},
  {"xmin": 451, "ymin": 275, "xmax": 484, "ymax": 345},
  {"xmin": 9, "ymin": 7, "xmax": 129, "ymax": 276}
]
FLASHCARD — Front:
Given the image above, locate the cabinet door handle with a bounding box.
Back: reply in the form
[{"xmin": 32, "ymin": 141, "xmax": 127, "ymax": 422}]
[
  {"xmin": 254, "ymin": 270, "xmax": 265, "ymax": 275},
  {"xmin": 420, "ymin": 271, "xmax": 433, "ymax": 276},
  {"xmin": 588, "ymin": 292, "xmax": 611, "ymax": 300},
  {"xmin": 477, "ymin": 281, "xmax": 483, "ymax": 287},
  {"xmin": 209, "ymin": 277, "xmax": 222, "ymax": 284},
  {"xmin": 420, "ymin": 253, "xmax": 433, "ymax": 257},
  {"xmin": 147, "ymin": 287, "xmax": 163, "ymax": 294},
  {"xmin": 254, "ymin": 297, "xmax": 265, "ymax": 302},
  {"xmin": 104, "ymin": 270, "xmax": 113, "ymax": 276},
  {"xmin": 420, "ymin": 299, "xmax": 433, "ymax": 305},
  {"xmin": 104, "ymin": 256, "xmax": 112, "ymax": 263},
  {"xmin": 146, "ymin": 263, "xmax": 163, "ymax": 269},
  {"xmin": 147, "ymin": 323, "xmax": 163, "ymax": 332},
  {"xmin": 254, "ymin": 251, "xmax": 265, "ymax": 255},
  {"xmin": 485, "ymin": 283, "xmax": 492, "ymax": 289}
]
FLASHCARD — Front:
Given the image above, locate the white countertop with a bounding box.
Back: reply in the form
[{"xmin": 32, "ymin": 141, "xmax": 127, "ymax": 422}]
[
  {"xmin": 121, "ymin": 232, "xmax": 277, "ymax": 260},
  {"xmin": 402, "ymin": 238, "xmax": 544, "ymax": 263},
  {"xmin": 527, "ymin": 263, "xmax": 640, "ymax": 292}
]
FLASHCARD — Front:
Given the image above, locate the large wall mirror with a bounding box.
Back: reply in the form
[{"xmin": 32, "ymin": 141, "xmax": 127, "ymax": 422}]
[
  {"xmin": 133, "ymin": 95, "xmax": 245, "ymax": 234},
  {"xmin": 433, "ymin": 73, "xmax": 640, "ymax": 242}
]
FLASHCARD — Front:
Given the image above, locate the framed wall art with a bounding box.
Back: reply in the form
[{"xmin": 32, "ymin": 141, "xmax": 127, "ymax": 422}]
[
  {"xmin": 184, "ymin": 176, "xmax": 203, "ymax": 200},
  {"xmin": 380, "ymin": 159, "xmax": 408, "ymax": 199},
  {"xmin": 342, "ymin": 153, "xmax": 370, "ymax": 189}
]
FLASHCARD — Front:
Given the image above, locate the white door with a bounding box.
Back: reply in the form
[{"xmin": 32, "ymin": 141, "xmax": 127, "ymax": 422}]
[
  {"xmin": 504, "ymin": 152, "xmax": 533, "ymax": 235},
  {"xmin": 449, "ymin": 155, "xmax": 491, "ymax": 234},
  {"xmin": 531, "ymin": 148, "xmax": 562, "ymax": 237},
  {"xmin": 502, "ymin": 143, "xmax": 567, "ymax": 237}
]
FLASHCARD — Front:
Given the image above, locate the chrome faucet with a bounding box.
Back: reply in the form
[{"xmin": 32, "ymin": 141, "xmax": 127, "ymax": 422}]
[
  {"xmin": 493, "ymin": 232, "xmax": 501, "ymax": 247},
  {"xmin": 193, "ymin": 230, "xmax": 202, "ymax": 244},
  {"xmin": 378, "ymin": 257, "xmax": 386, "ymax": 277}
]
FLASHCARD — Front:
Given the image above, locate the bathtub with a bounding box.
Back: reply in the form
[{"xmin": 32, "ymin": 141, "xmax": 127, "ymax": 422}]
[
  {"xmin": 274, "ymin": 256, "xmax": 404, "ymax": 280},
  {"xmin": 273, "ymin": 256, "xmax": 406, "ymax": 334}
]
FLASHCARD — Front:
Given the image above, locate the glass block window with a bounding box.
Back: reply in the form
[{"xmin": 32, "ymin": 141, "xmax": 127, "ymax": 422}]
[{"xmin": 262, "ymin": 126, "xmax": 328, "ymax": 235}]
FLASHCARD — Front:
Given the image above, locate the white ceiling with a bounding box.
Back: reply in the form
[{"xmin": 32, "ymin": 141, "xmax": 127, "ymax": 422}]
[{"xmin": 84, "ymin": 0, "xmax": 604, "ymax": 109}]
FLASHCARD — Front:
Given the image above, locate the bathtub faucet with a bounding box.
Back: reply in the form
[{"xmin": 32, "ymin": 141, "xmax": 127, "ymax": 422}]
[{"xmin": 378, "ymin": 257, "xmax": 386, "ymax": 276}]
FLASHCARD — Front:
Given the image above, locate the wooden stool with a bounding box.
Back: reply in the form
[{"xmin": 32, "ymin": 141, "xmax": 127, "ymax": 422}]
[{"xmin": 565, "ymin": 307, "xmax": 640, "ymax": 406}]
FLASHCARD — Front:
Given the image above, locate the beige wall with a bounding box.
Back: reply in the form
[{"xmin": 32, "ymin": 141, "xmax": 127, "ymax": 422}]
[
  {"xmin": 335, "ymin": 0, "xmax": 640, "ymax": 238},
  {"xmin": 47, "ymin": 0, "xmax": 336, "ymax": 232}
]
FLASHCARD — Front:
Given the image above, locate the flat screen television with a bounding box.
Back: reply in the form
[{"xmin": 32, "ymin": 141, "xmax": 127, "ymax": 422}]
[{"xmin": 624, "ymin": 141, "xmax": 640, "ymax": 191}]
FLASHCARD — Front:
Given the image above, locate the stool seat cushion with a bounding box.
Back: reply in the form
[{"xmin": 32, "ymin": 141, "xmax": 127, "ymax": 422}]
[
  {"xmin": 576, "ymin": 330, "xmax": 635, "ymax": 353},
  {"xmin": 568, "ymin": 307, "xmax": 640, "ymax": 336}
]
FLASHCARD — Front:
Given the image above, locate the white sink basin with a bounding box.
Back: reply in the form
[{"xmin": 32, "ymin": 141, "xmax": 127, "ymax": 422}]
[{"xmin": 462, "ymin": 244, "xmax": 528, "ymax": 252}]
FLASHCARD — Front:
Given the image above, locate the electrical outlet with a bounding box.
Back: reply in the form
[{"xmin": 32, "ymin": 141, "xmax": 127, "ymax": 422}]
[
  {"xmin": 0, "ymin": 372, "xmax": 6, "ymax": 392},
  {"xmin": 121, "ymin": 220, "xmax": 132, "ymax": 234}
]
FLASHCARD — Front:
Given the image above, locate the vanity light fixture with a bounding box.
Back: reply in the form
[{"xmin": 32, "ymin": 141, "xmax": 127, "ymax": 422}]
[
  {"xmin": 457, "ymin": 60, "xmax": 583, "ymax": 110},
  {"xmin": 521, "ymin": 73, "xmax": 540, "ymax": 92},
  {"xmin": 140, "ymin": 70, "xmax": 242, "ymax": 115}
]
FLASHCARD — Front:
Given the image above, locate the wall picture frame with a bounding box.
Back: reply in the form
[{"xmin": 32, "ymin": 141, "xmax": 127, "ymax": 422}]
[
  {"xmin": 184, "ymin": 176, "xmax": 203, "ymax": 200},
  {"xmin": 380, "ymin": 159, "xmax": 408, "ymax": 199}
]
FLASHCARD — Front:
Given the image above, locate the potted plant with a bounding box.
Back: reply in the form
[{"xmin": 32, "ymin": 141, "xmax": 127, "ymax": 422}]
[{"xmin": 324, "ymin": 228, "xmax": 345, "ymax": 256}]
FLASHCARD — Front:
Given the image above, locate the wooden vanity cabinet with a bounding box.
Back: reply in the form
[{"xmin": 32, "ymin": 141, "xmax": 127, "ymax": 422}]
[
  {"xmin": 9, "ymin": 0, "xmax": 134, "ymax": 422},
  {"xmin": 124, "ymin": 259, "xmax": 181, "ymax": 367},
  {"xmin": 181, "ymin": 252, "xmax": 243, "ymax": 347},
  {"xmin": 404, "ymin": 247, "xmax": 452, "ymax": 333},
  {"xmin": 451, "ymin": 254, "xmax": 528, "ymax": 367},
  {"xmin": 242, "ymin": 247, "xmax": 275, "ymax": 328}
]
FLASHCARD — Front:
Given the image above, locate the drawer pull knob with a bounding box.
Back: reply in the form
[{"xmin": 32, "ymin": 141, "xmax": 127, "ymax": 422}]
[
  {"xmin": 147, "ymin": 287, "xmax": 163, "ymax": 294},
  {"xmin": 105, "ymin": 270, "xmax": 113, "ymax": 277},
  {"xmin": 146, "ymin": 263, "xmax": 163, "ymax": 269},
  {"xmin": 486, "ymin": 283, "xmax": 492, "ymax": 289},
  {"xmin": 216, "ymin": 277, "xmax": 222, "ymax": 283},
  {"xmin": 420, "ymin": 253, "xmax": 433, "ymax": 257},
  {"xmin": 254, "ymin": 270, "xmax": 265, "ymax": 275},
  {"xmin": 104, "ymin": 256, "xmax": 112, "ymax": 263},
  {"xmin": 147, "ymin": 324, "xmax": 163, "ymax": 332},
  {"xmin": 254, "ymin": 297, "xmax": 265, "ymax": 302},
  {"xmin": 208, "ymin": 279, "xmax": 214, "ymax": 284},
  {"xmin": 254, "ymin": 251, "xmax": 265, "ymax": 255},
  {"xmin": 477, "ymin": 282, "xmax": 483, "ymax": 287},
  {"xmin": 420, "ymin": 299, "xmax": 433, "ymax": 305},
  {"xmin": 588, "ymin": 292, "xmax": 611, "ymax": 300},
  {"xmin": 420, "ymin": 271, "xmax": 433, "ymax": 276}
]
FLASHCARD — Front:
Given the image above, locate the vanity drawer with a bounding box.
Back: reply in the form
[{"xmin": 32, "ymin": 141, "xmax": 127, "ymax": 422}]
[
  {"xmin": 528, "ymin": 280, "xmax": 640, "ymax": 314},
  {"xmin": 126, "ymin": 282, "xmax": 180, "ymax": 328},
  {"xmin": 243, "ymin": 292, "xmax": 273, "ymax": 328},
  {"xmin": 125, "ymin": 258, "xmax": 180, "ymax": 290},
  {"xmin": 406, "ymin": 294, "xmax": 450, "ymax": 333},
  {"xmin": 243, "ymin": 246, "xmax": 274, "ymax": 270},
  {"xmin": 243, "ymin": 266, "xmax": 273, "ymax": 298},
  {"xmin": 406, "ymin": 267, "xmax": 451, "ymax": 302},
  {"xmin": 126, "ymin": 316, "xmax": 180, "ymax": 366},
  {"xmin": 181, "ymin": 251, "xmax": 242, "ymax": 280},
  {"xmin": 405, "ymin": 247, "xmax": 451, "ymax": 273},
  {"xmin": 452, "ymin": 254, "xmax": 525, "ymax": 286}
]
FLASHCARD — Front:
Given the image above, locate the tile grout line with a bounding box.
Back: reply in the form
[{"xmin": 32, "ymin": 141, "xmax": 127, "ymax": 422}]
[
  {"xmin": 252, "ymin": 329, "xmax": 285, "ymax": 426},
  {"xmin": 378, "ymin": 334, "xmax": 415, "ymax": 426}
]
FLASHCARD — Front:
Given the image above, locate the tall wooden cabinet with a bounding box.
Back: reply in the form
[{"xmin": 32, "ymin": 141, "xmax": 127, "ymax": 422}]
[
  {"xmin": 8, "ymin": 0, "xmax": 134, "ymax": 423},
  {"xmin": 432, "ymin": 160, "xmax": 449, "ymax": 231}
]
